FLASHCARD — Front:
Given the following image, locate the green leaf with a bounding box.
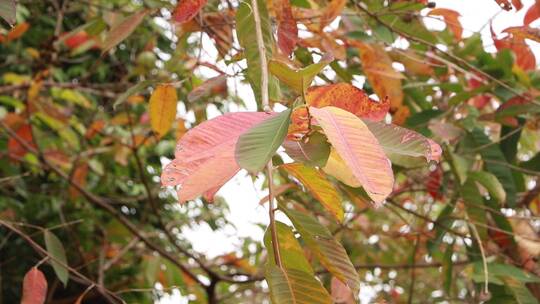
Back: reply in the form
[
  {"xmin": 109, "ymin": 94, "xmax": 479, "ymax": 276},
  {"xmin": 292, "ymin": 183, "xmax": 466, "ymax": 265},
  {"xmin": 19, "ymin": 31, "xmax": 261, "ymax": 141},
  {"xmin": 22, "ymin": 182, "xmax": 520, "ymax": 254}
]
[
  {"xmin": 468, "ymin": 128, "xmax": 517, "ymax": 207},
  {"xmin": 235, "ymin": 109, "xmax": 291, "ymax": 172},
  {"xmin": 468, "ymin": 171, "xmax": 506, "ymax": 204},
  {"xmin": 502, "ymin": 277, "xmax": 538, "ymax": 304},
  {"xmin": 102, "ymin": 9, "xmax": 149, "ymax": 54},
  {"xmin": 44, "ymin": 230, "xmax": 69, "ymax": 286},
  {"xmin": 442, "ymin": 244, "xmax": 453, "ymax": 295},
  {"xmin": 282, "ymin": 132, "xmax": 330, "ymax": 167},
  {"xmin": 236, "ymin": 0, "xmax": 280, "ymax": 105},
  {"xmin": 461, "ymin": 179, "xmax": 487, "ymax": 239},
  {"xmin": 0, "ymin": 0, "xmax": 16, "ymax": 25},
  {"xmin": 264, "ymin": 222, "xmax": 313, "ymax": 274},
  {"xmin": 471, "ymin": 262, "xmax": 540, "ymax": 285},
  {"xmin": 282, "ymin": 163, "xmax": 343, "ymax": 222},
  {"xmin": 268, "ymin": 54, "xmax": 333, "ymax": 95},
  {"xmin": 280, "ymin": 206, "xmax": 360, "ymax": 296},
  {"xmin": 266, "ymin": 265, "xmax": 332, "ymax": 304}
]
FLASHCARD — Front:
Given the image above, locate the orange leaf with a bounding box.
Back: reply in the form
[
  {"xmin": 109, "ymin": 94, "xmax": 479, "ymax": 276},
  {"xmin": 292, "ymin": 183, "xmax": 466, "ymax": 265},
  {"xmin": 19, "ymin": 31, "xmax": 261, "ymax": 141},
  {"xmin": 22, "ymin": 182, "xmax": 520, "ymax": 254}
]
[
  {"xmin": 161, "ymin": 112, "xmax": 274, "ymax": 202},
  {"xmin": 503, "ymin": 26, "xmax": 540, "ymax": 43},
  {"xmin": 287, "ymin": 106, "xmax": 310, "ymax": 140},
  {"xmin": 101, "ymin": 9, "xmax": 149, "ymax": 53},
  {"xmin": 390, "ymin": 49, "xmax": 434, "ymax": 76},
  {"xmin": 6, "ymin": 22, "xmax": 30, "ymax": 42},
  {"xmin": 491, "ymin": 24, "xmax": 536, "ymax": 71},
  {"xmin": 354, "ymin": 42, "xmax": 404, "ymax": 111},
  {"xmin": 173, "ymin": 0, "xmax": 207, "ymax": 24},
  {"xmin": 320, "ymin": 0, "xmax": 346, "ymax": 30},
  {"xmin": 427, "ymin": 8, "xmax": 462, "ymax": 40},
  {"xmin": 149, "ymin": 84, "xmax": 178, "ymax": 137},
  {"xmin": 306, "ymin": 83, "xmax": 390, "ymax": 122},
  {"xmin": 274, "ymin": 0, "xmax": 298, "ymax": 56},
  {"xmin": 21, "ymin": 267, "xmax": 47, "ymax": 304},
  {"xmin": 69, "ymin": 163, "xmax": 88, "ymax": 199},
  {"xmin": 85, "ymin": 120, "xmax": 105, "ymax": 139},
  {"xmin": 513, "ymin": 0, "xmax": 524, "ymax": 10},
  {"xmin": 524, "ymin": 0, "xmax": 540, "ymax": 25},
  {"xmin": 310, "ymin": 106, "xmax": 394, "ymax": 204},
  {"xmin": 8, "ymin": 124, "xmax": 36, "ymax": 160}
]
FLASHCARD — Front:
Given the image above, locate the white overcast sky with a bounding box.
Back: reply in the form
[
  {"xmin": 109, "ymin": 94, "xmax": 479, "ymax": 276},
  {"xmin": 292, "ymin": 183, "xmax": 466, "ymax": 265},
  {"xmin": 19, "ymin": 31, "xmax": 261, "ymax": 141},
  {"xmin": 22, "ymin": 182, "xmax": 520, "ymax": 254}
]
[{"xmin": 158, "ymin": 0, "xmax": 539, "ymax": 302}]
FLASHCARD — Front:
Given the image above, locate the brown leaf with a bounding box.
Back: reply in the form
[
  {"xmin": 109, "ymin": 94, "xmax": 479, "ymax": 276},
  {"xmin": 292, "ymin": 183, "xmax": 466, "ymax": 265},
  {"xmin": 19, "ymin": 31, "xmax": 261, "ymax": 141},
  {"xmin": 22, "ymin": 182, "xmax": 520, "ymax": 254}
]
[
  {"xmin": 8, "ymin": 124, "xmax": 36, "ymax": 161},
  {"xmin": 427, "ymin": 8, "xmax": 462, "ymax": 40},
  {"xmin": 503, "ymin": 26, "xmax": 540, "ymax": 43},
  {"xmin": 102, "ymin": 9, "xmax": 149, "ymax": 53},
  {"xmin": 21, "ymin": 267, "xmax": 47, "ymax": 304},
  {"xmin": 69, "ymin": 163, "xmax": 89, "ymax": 199},
  {"xmin": 320, "ymin": 0, "xmax": 347, "ymax": 31},
  {"xmin": 173, "ymin": 0, "xmax": 207, "ymax": 24},
  {"xmin": 494, "ymin": 0, "xmax": 513, "ymax": 10},
  {"xmin": 187, "ymin": 74, "xmax": 227, "ymax": 103}
]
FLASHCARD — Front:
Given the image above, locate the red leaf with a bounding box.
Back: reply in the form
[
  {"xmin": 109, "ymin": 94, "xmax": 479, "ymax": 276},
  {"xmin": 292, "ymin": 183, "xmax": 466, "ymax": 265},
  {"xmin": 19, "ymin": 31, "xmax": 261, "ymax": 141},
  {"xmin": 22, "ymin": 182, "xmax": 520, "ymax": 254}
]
[
  {"xmin": 21, "ymin": 267, "xmax": 47, "ymax": 304},
  {"xmin": 426, "ymin": 165, "xmax": 443, "ymax": 200},
  {"xmin": 275, "ymin": 0, "xmax": 298, "ymax": 56},
  {"xmin": 173, "ymin": 0, "xmax": 207, "ymax": 24},
  {"xmin": 306, "ymin": 83, "xmax": 390, "ymax": 121},
  {"xmin": 427, "ymin": 8, "xmax": 463, "ymax": 40},
  {"xmin": 513, "ymin": 0, "xmax": 524, "ymax": 11},
  {"xmin": 8, "ymin": 124, "xmax": 36, "ymax": 160},
  {"xmin": 524, "ymin": 0, "xmax": 540, "ymax": 25},
  {"xmin": 491, "ymin": 24, "xmax": 536, "ymax": 71},
  {"xmin": 161, "ymin": 112, "xmax": 274, "ymax": 202}
]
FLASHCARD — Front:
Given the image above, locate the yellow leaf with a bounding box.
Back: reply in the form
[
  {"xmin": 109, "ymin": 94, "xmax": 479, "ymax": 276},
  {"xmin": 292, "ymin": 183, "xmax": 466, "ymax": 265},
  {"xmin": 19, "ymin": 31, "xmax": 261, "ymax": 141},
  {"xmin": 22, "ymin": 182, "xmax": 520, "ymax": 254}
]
[
  {"xmin": 323, "ymin": 148, "xmax": 361, "ymax": 188},
  {"xmin": 149, "ymin": 84, "xmax": 178, "ymax": 137},
  {"xmin": 282, "ymin": 163, "xmax": 344, "ymax": 222}
]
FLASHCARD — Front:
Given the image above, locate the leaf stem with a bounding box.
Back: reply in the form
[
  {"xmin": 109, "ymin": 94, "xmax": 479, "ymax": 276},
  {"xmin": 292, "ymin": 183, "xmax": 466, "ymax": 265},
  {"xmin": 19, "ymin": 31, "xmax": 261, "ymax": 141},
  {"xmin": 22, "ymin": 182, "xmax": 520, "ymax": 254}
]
[{"xmin": 250, "ymin": 0, "xmax": 282, "ymax": 268}]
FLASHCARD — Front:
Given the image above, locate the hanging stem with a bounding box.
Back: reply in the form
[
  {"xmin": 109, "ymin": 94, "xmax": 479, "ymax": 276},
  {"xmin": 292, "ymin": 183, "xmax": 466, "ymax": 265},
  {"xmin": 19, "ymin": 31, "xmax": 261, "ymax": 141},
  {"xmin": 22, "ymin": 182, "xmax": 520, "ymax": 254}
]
[{"xmin": 250, "ymin": 0, "xmax": 282, "ymax": 268}]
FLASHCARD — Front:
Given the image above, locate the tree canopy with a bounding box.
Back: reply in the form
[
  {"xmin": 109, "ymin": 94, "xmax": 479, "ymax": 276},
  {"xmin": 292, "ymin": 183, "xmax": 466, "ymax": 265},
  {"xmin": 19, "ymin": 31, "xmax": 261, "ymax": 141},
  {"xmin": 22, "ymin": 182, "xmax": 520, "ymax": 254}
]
[{"xmin": 1, "ymin": 0, "xmax": 540, "ymax": 303}]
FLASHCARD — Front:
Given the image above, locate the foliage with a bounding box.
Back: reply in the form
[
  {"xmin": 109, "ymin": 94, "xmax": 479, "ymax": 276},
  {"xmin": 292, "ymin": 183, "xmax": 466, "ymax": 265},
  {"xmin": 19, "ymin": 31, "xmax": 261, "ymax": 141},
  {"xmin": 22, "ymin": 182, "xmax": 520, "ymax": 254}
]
[{"xmin": 1, "ymin": 0, "xmax": 540, "ymax": 303}]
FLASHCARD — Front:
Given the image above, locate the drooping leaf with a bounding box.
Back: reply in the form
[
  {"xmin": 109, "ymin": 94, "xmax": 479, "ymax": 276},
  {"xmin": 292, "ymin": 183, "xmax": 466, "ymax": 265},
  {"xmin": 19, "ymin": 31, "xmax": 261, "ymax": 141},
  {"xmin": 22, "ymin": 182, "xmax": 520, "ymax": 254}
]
[
  {"xmin": 274, "ymin": 0, "xmax": 298, "ymax": 56},
  {"xmin": 264, "ymin": 221, "xmax": 313, "ymax": 274},
  {"xmin": 236, "ymin": 109, "xmax": 291, "ymax": 173},
  {"xmin": 187, "ymin": 74, "xmax": 227, "ymax": 103},
  {"xmin": 306, "ymin": 83, "xmax": 389, "ymax": 122},
  {"xmin": 21, "ymin": 267, "xmax": 47, "ymax": 304},
  {"xmin": 283, "ymin": 132, "xmax": 330, "ymax": 167},
  {"xmin": 236, "ymin": 0, "xmax": 280, "ymax": 105},
  {"xmin": 427, "ymin": 8, "xmax": 463, "ymax": 40},
  {"xmin": 44, "ymin": 230, "xmax": 69, "ymax": 287},
  {"xmin": 281, "ymin": 206, "xmax": 360, "ymax": 296},
  {"xmin": 353, "ymin": 42, "xmax": 404, "ymax": 111},
  {"xmin": 113, "ymin": 79, "xmax": 157, "ymax": 109},
  {"xmin": 468, "ymin": 171, "xmax": 506, "ymax": 204},
  {"xmin": 172, "ymin": 0, "xmax": 207, "ymax": 24},
  {"xmin": 282, "ymin": 163, "xmax": 343, "ymax": 222},
  {"xmin": 461, "ymin": 178, "xmax": 488, "ymax": 239},
  {"xmin": 0, "ymin": 0, "xmax": 16, "ymax": 25},
  {"xmin": 266, "ymin": 265, "xmax": 332, "ymax": 304},
  {"xmin": 149, "ymin": 84, "xmax": 178, "ymax": 137},
  {"xmin": 363, "ymin": 120, "xmax": 442, "ymax": 167},
  {"xmin": 268, "ymin": 54, "xmax": 333, "ymax": 94},
  {"xmin": 162, "ymin": 112, "xmax": 274, "ymax": 202},
  {"xmin": 101, "ymin": 9, "xmax": 149, "ymax": 54},
  {"xmin": 310, "ymin": 106, "xmax": 394, "ymax": 204}
]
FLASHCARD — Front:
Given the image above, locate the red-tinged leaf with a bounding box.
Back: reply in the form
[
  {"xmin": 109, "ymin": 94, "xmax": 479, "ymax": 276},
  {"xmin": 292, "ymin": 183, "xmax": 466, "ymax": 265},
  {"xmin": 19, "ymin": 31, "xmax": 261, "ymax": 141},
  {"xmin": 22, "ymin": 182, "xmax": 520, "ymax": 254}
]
[
  {"xmin": 524, "ymin": 1, "xmax": 540, "ymax": 25},
  {"xmin": 274, "ymin": 0, "xmax": 298, "ymax": 56},
  {"xmin": 149, "ymin": 84, "xmax": 178, "ymax": 137},
  {"xmin": 310, "ymin": 106, "xmax": 394, "ymax": 204},
  {"xmin": 187, "ymin": 74, "xmax": 227, "ymax": 103},
  {"xmin": 101, "ymin": 9, "xmax": 149, "ymax": 54},
  {"xmin": 426, "ymin": 165, "xmax": 443, "ymax": 200},
  {"xmin": 353, "ymin": 42, "xmax": 404, "ymax": 111},
  {"xmin": 331, "ymin": 277, "xmax": 355, "ymax": 304},
  {"xmin": 259, "ymin": 183, "xmax": 295, "ymax": 205},
  {"xmin": 85, "ymin": 120, "xmax": 105, "ymax": 139},
  {"xmin": 282, "ymin": 163, "xmax": 344, "ymax": 222},
  {"xmin": 173, "ymin": 0, "xmax": 207, "ymax": 24},
  {"xmin": 390, "ymin": 49, "xmax": 434, "ymax": 76},
  {"xmin": 283, "ymin": 132, "xmax": 331, "ymax": 167},
  {"xmin": 8, "ymin": 124, "xmax": 36, "ymax": 160},
  {"xmin": 427, "ymin": 8, "xmax": 462, "ymax": 40},
  {"xmin": 161, "ymin": 112, "xmax": 274, "ymax": 202},
  {"xmin": 503, "ymin": 26, "xmax": 540, "ymax": 43},
  {"xmin": 491, "ymin": 24, "xmax": 536, "ymax": 71},
  {"xmin": 287, "ymin": 106, "xmax": 311, "ymax": 140},
  {"xmin": 306, "ymin": 83, "xmax": 390, "ymax": 122},
  {"xmin": 202, "ymin": 12, "xmax": 234, "ymax": 57},
  {"xmin": 513, "ymin": 0, "xmax": 524, "ymax": 11},
  {"xmin": 21, "ymin": 267, "xmax": 47, "ymax": 304}
]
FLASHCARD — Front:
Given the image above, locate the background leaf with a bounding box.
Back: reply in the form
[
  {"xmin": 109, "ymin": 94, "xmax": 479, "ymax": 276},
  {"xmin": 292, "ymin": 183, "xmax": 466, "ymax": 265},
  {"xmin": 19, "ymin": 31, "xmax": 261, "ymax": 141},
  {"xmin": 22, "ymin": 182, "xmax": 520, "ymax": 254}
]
[
  {"xmin": 44, "ymin": 230, "xmax": 69, "ymax": 287},
  {"xmin": 21, "ymin": 267, "xmax": 47, "ymax": 304},
  {"xmin": 149, "ymin": 84, "xmax": 178, "ymax": 137},
  {"xmin": 101, "ymin": 9, "xmax": 149, "ymax": 53}
]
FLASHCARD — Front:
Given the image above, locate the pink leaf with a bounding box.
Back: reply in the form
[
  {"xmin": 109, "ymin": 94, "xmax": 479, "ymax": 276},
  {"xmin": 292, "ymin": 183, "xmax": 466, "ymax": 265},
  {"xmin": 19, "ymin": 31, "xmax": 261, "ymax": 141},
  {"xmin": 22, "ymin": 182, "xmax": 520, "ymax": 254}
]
[
  {"xmin": 161, "ymin": 112, "xmax": 274, "ymax": 202},
  {"xmin": 310, "ymin": 106, "xmax": 394, "ymax": 204},
  {"xmin": 21, "ymin": 267, "xmax": 47, "ymax": 304}
]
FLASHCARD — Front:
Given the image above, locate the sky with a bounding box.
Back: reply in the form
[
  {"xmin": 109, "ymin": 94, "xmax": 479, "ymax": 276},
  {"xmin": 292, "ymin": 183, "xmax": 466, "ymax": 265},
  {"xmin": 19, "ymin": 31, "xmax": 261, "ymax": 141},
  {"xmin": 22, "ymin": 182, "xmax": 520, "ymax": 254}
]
[{"xmin": 158, "ymin": 0, "xmax": 539, "ymax": 302}]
